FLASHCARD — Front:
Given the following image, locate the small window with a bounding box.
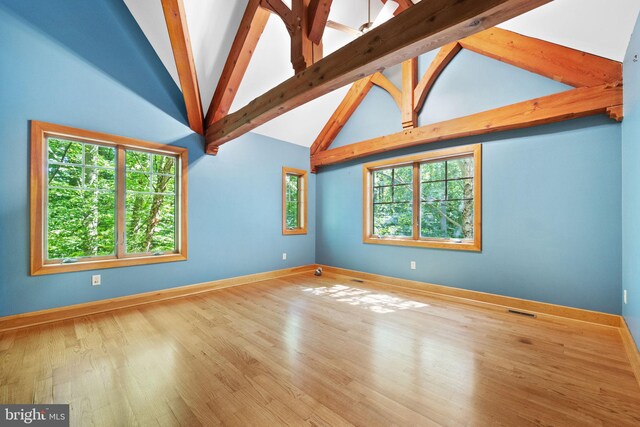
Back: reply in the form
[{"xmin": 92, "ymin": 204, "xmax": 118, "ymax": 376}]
[
  {"xmin": 282, "ymin": 167, "xmax": 308, "ymax": 235},
  {"xmin": 31, "ymin": 121, "xmax": 188, "ymax": 275},
  {"xmin": 363, "ymin": 144, "xmax": 481, "ymax": 251}
]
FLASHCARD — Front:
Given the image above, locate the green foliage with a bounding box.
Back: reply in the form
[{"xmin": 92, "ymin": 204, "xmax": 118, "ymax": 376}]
[
  {"xmin": 46, "ymin": 139, "xmax": 116, "ymax": 259},
  {"xmin": 45, "ymin": 139, "xmax": 178, "ymax": 260},
  {"xmin": 125, "ymin": 151, "xmax": 176, "ymax": 254},
  {"xmin": 286, "ymin": 174, "xmax": 300, "ymax": 229},
  {"xmin": 371, "ymin": 157, "xmax": 475, "ymax": 240},
  {"xmin": 372, "ymin": 166, "xmax": 413, "ymax": 237},
  {"xmin": 420, "ymin": 157, "xmax": 474, "ymax": 239}
]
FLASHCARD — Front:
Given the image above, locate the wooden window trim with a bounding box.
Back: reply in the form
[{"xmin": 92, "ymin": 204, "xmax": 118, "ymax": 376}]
[
  {"xmin": 30, "ymin": 121, "xmax": 188, "ymax": 276},
  {"xmin": 363, "ymin": 144, "xmax": 481, "ymax": 252},
  {"xmin": 282, "ymin": 167, "xmax": 308, "ymax": 235}
]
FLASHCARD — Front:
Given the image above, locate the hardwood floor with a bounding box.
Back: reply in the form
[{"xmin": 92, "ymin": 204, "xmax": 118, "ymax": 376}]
[{"xmin": 1, "ymin": 271, "xmax": 639, "ymax": 426}]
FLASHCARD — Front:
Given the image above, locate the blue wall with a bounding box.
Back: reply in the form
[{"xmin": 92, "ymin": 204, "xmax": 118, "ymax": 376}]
[
  {"xmin": 317, "ymin": 50, "xmax": 622, "ymax": 314},
  {"xmin": 0, "ymin": 0, "xmax": 315, "ymax": 317},
  {"xmin": 0, "ymin": 0, "xmax": 629, "ymax": 320},
  {"xmin": 623, "ymin": 15, "xmax": 640, "ymax": 341}
]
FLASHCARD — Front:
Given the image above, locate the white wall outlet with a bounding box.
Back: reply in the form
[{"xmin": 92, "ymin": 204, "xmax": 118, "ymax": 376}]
[
  {"xmin": 624, "ymin": 289, "xmax": 628, "ymax": 304},
  {"xmin": 282, "ymin": 253, "xmax": 287, "ymax": 260},
  {"xmin": 92, "ymin": 275, "xmax": 101, "ymax": 286},
  {"xmin": 410, "ymin": 261, "xmax": 416, "ymax": 270}
]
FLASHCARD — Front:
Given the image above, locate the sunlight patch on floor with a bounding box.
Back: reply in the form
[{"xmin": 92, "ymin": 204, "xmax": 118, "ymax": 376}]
[{"xmin": 302, "ymin": 284, "xmax": 429, "ymax": 314}]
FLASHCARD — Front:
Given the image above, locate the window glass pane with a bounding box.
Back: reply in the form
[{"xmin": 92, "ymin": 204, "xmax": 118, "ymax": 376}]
[
  {"xmin": 126, "ymin": 194, "xmax": 176, "ymax": 254},
  {"xmin": 421, "ymin": 200, "xmax": 473, "ymax": 239},
  {"xmin": 85, "ymin": 144, "xmax": 115, "ymax": 168},
  {"xmin": 125, "ymin": 150, "xmax": 177, "ymax": 254},
  {"xmin": 419, "ymin": 155, "xmax": 474, "ymax": 240},
  {"xmin": 421, "ymin": 181, "xmax": 445, "ymax": 201},
  {"xmin": 445, "ymin": 199, "xmax": 473, "ymax": 239},
  {"xmin": 420, "ymin": 161, "xmax": 445, "ymax": 181},
  {"xmin": 374, "ymin": 169, "xmax": 392, "ymax": 186},
  {"xmin": 153, "ymin": 154, "xmax": 175, "ymax": 175},
  {"xmin": 126, "ymin": 172, "xmax": 151, "ymax": 192},
  {"xmin": 46, "ymin": 138, "xmax": 116, "ymax": 260},
  {"xmin": 286, "ymin": 201, "xmax": 299, "ymax": 229},
  {"xmin": 47, "ymin": 189, "xmax": 116, "ymax": 259},
  {"xmin": 447, "ymin": 178, "xmax": 473, "ymax": 201},
  {"xmin": 126, "ymin": 150, "xmax": 151, "ymax": 172},
  {"xmin": 286, "ymin": 174, "xmax": 300, "ymax": 229},
  {"xmin": 152, "ymin": 175, "xmax": 175, "ymax": 194},
  {"xmin": 85, "ymin": 167, "xmax": 115, "ymax": 191},
  {"xmin": 421, "ymin": 202, "xmax": 447, "ymax": 239},
  {"xmin": 373, "ymin": 203, "xmax": 413, "ymax": 237},
  {"xmin": 372, "ymin": 166, "xmax": 414, "ymax": 237},
  {"xmin": 393, "ymin": 184, "xmax": 412, "ymax": 202},
  {"xmin": 374, "ymin": 186, "xmax": 392, "ymax": 203},
  {"xmin": 393, "ymin": 166, "xmax": 412, "ymax": 184},
  {"xmin": 48, "ymin": 165, "xmax": 82, "ymax": 188},
  {"xmin": 446, "ymin": 157, "xmax": 473, "ymax": 179},
  {"xmin": 286, "ymin": 174, "xmax": 299, "ymax": 200},
  {"xmin": 48, "ymin": 138, "xmax": 82, "ymax": 164}
]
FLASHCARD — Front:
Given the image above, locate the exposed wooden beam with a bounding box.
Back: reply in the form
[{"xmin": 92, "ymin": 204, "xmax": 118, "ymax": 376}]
[
  {"xmin": 311, "ymin": 83, "xmax": 622, "ymax": 168},
  {"xmin": 205, "ymin": 0, "xmax": 550, "ymax": 153},
  {"xmin": 308, "ymin": 0, "xmax": 333, "ymax": 44},
  {"xmin": 401, "ymin": 58, "xmax": 418, "ymax": 128},
  {"xmin": 396, "ymin": 0, "xmax": 415, "ymax": 11},
  {"xmin": 205, "ymin": 0, "xmax": 269, "ymax": 128},
  {"xmin": 414, "ymin": 42, "xmax": 462, "ymax": 113},
  {"xmin": 371, "ymin": 73, "xmax": 402, "ymax": 109},
  {"xmin": 291, "ymin": 0, "xmax": 323, "ymax": 74},
  {"xmin": 262, "ymin": 0, "xmax": 322, "ymax": 73},
  {"xmin": 261, "ymin": 0, "xmax": 295, "ymax": 34},
  {"xmin": 309, "ymin": 72, "xmax": 400, "ymax": 163},
  {"xmin": 161, "ymin": 0, "xmax": 204, "ymax": 134},
  {"xmin": 459, "ymin": 28, "xmax": 622, "ymax": 88},
  {"xmin": 382, "ymin": 0, "xmax": 414, "ymax": 14},
  {"xmin": 309, "ymin": 75, "xmax": 375, "ymax": 157},
  {"xmin": 309, "ymin": 0, "xmax": 407, "ymax": 155},
  {"xmin": 607, "ymin": 105, "xmax": 623, "ymax": 122}
]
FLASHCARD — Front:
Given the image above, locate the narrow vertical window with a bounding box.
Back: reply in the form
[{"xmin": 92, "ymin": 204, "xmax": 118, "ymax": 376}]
[
  {"xmin": 282, "ymin": 167, "xmax": 308, "ymax": 235},
  {"xmin": 363, "ymin": 144, "xmax": 481, "ymax": 251},
  {"xmin": 31, "ymin": 121, "xmax": 188, "ymax": 275}
]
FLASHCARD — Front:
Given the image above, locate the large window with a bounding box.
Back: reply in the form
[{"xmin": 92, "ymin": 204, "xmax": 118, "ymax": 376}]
[
  {"xmin": 31, "ymin": 121, "xmax": 188, "ymax": 275},
  {"xmin": 363, "ymin": 144, "xmax": 481, "ymax": 251},
  {"xmin": 282, "ymin": 167, "xmax": 308, "ymax": 235}
]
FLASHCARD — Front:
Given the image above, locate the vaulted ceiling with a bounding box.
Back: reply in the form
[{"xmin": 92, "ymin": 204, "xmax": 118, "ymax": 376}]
[{"xmin": 124, "ymin": 0, "xmax": 640, "ymax": 147}]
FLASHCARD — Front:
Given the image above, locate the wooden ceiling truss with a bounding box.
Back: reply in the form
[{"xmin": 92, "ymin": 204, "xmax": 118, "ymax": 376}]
[
  {"xmin": 310, "ymin": 26, "xmax": 623, "ymax": 171},
  {"xmin": 203, "ymin": 0, "xmax": 551, "ymax": 153},
  {"xmin": 161, "ymin": 0, "xmax": 204, "ymax": 135},
  {"xmin": 163, "ymin": 0, "xmax": 615, "ymax": 164}
]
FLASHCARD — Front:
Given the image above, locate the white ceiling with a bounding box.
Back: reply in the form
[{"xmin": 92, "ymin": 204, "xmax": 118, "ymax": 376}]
[{"xmin": 124, "ymin": 0, "xmax": 640, "ymax": 147}]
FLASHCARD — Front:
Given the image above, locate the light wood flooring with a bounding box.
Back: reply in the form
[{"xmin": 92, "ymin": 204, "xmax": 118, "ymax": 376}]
[{"xmin": 1, "ymin": 271, "xmax": 639, "ymax": 426}]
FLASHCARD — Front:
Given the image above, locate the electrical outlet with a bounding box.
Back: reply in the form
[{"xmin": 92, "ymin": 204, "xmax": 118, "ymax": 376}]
[
  {"xmin": 92, "ymin": 275, "xmax": 101, "ymax": 286},
  {"xmin": 624, "ymin": 289, "xmax": 628, "ymax": 304},
  {"xmin": 282, "ymin": 253, "xmax": 287, "ymax": 260},
  {"xmin": 410, "ymin": 261, "xmax": 416, "ymax": 270}
]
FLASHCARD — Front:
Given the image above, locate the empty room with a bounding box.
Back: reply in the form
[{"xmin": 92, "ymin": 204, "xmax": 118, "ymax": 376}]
[{"xmin": 2, "ymin": 0, "xmax": 640, "ymax": 425}]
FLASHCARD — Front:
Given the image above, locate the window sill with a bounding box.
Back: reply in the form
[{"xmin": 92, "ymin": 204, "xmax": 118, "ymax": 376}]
[
  {"xmin": 31, "ymin": 253, "xmax": 187, "ymax": 276},
  {"xmin": 363, "ymin": 236, "xmax": 481, "ymax": 252},
  {"xmin": 283, "ymin": 228, "xmax": 308, "ymax": 235}
]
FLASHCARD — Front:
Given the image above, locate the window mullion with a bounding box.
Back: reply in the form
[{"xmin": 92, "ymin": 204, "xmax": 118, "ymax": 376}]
[
  {"xmin": 412, "ymin": 162, "xmax": 420, "ymax": 240},
  {"xmin": 116, "ymin": 146, "xmax": 126, "ymax": 258}
]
